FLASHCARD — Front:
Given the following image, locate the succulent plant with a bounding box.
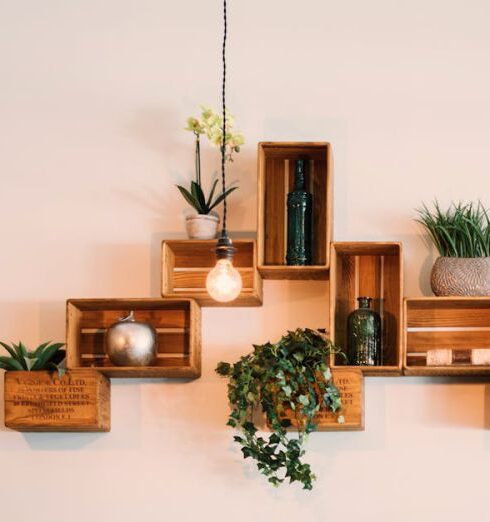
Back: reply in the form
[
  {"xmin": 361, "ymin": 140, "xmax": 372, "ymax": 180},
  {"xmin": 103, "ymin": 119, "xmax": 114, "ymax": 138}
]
[{"xmin": 0, "ymin": 341, "xmax": 66, "ymax": 373}]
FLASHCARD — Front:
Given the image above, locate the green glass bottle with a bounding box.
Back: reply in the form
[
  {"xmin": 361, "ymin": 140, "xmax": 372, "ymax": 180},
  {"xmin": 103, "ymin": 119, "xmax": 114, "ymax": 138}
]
[
  {"xmin": 286, "ymin": 159, "xmax": 312, "ymax": 265},
  {"xmin": 347, "ymin": 297, "xmax": 382, "ymax": 366}
]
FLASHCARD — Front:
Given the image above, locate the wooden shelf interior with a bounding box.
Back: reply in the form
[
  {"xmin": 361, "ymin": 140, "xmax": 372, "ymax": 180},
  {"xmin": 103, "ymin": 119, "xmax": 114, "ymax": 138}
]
[
  {"xmin": 257, "ymin": 142, "xmax": 331, "ymax": 279},
  {"xmin": 330, "ymin": 242, "xmax": 403, "ymax": 374},
  {"xmin": 66, "ymin": 298, "xmax": 201, "ymax": 378},
  {"xmin": 162, "ymin": 239, "xmax": 262, "ymax": 306},
  {"xmin": 404, "ymin": 297, "xmax": 490, "ymax": 375}
]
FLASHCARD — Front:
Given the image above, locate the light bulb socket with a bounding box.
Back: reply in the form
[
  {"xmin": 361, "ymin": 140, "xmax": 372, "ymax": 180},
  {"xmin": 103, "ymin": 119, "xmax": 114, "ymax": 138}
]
[{"xmin": 215, "ymin": 233, "xmax": 236, "ymax": 260}]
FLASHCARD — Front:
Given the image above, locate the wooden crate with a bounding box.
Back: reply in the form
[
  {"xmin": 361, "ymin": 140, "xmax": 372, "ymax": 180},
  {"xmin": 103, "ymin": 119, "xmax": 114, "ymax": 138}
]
[
  {"xmin": 257, "ymin": 142, "xmax": 332, "ymax": 279},
  {"xmin": 66, "ymin": 298, "xmax": 201, "ymax": 378},
  {"xmin": 329, "ymin": 242, "xmax": 403, "ymax": 375},
  {"xmin": 277, "ymin": 368, "xmax": 364, "ymax": 431},
  {"xmin": 4, "ymin": 370, "xmax": 110, "ymax": 432},
  {"xmin": 161, "ymin": 239, "xmax": 262, "ymax": 306},
  {"xmin": 404, "ymin": 297, "xmax": 490, "ymax": 376}
]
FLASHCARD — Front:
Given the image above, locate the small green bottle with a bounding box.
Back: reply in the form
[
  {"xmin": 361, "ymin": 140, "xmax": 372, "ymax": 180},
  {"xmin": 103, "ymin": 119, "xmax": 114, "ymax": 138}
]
[
  {"xmin": 347, "ymin": 297, "xmax": 382, "ymax": 366},
  {"xmin": 286, "ymin": 159, "xmax": 312, "ymax": 265}
]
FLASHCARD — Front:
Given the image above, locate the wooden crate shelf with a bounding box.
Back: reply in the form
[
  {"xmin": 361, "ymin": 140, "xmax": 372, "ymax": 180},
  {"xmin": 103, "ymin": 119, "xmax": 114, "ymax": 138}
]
[
  {"xmin": 161, "ymin": 239, "xmax": 262, "ymax": 306},
  {"xmin": 257, "ymin": 142, "xmax": 332, "ymax": 280},
  {"xmin": 4, "ymin": 370, "xmax": 110, "ymax": 432},
  {"xmin": 66, "ymin": 298, "xmax": 201, "ymax": 378},
  {"xmin": 403, "ymin": 297, "xmax": 490, "ymax": 376},
  {"xmin": 329, "ymin": 242, "xmax": 403, "ymax": 375}
]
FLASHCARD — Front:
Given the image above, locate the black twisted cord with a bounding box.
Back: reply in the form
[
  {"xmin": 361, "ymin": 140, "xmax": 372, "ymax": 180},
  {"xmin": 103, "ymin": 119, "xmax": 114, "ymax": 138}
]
[{"xmin": 220, "ymin": 0, "xmax": 228, "ymax": 237}]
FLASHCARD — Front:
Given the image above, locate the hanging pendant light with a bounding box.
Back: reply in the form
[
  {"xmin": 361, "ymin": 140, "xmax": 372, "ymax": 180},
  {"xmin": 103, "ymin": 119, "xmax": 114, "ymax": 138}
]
[{"xmin": 206, "ymin": 0, "xmax": 242, "ymax": 303}]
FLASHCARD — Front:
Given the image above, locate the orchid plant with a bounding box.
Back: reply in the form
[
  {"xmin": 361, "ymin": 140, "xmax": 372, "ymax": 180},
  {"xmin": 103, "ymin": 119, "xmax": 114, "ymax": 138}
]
[{"xmin": 177, "ymin": 106, "xmax": 243, "ymax": 215}]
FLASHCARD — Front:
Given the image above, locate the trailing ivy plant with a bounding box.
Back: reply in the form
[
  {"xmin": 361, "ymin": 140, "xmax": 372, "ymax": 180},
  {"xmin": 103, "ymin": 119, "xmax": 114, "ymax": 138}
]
[
  {"xmin": 216, "ymin": 328, "xmax": 345, "ymax": 490},
  {"xmin": 0, "ymin": 341, "xmax": 66, "ymax": 374}
]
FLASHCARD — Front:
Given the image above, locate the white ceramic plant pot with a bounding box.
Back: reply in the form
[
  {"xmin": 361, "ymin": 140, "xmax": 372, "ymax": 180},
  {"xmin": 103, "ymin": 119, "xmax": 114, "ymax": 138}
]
[
  {"xmin": 185, "ymin": 214, "xmax": 219, "ymax": 240},
  {"xmin": 431, "ymin": 256, "xmax": 490, "ymax": 296}
]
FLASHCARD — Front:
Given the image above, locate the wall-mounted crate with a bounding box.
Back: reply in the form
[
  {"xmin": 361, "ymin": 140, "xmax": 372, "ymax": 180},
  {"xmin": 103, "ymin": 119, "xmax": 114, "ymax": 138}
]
[
  {"xmin": 257, "ymin": 142, "xmax": 332, "ymax": 279},
  {"xmin": 329, "ymin": 242, "xmax": 403, "ymax": 375},
  {"xmin": 66, "ymin": 298, "xmax": 201, "ymax": 378},
  {"xmin": 403, "ymin": 297, "xmax": 490, "ymax": 376},
  {"xmin": 275, "ymin": 368, "xmax": 364, "ymax": 431},
  {"xmin": 4, "ymin": 370, "xmax": 110, "ymax": 432},
  {"xmin": 161, "ymin": 239, "xmax": 262, "ymax": 306}
]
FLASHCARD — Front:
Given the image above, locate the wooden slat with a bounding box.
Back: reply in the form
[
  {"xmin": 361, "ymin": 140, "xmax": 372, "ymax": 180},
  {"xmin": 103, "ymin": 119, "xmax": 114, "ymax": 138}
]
[
  {"xmin": 165, "ymin": 240, "xmax": 254, "ymax": 269},
  {"xmin": 407, "ymin": 330, "xmax": 490, "ymax": 351},
  {"xmin": 334, "ymin": 254, "xmax": 358, "ymax": 357},
  {"xmin": 259, "ymin": 143, "xmax": 328, "ymax": 161},
  {"xmin": 257, "ymin": 265, "xmax": 329, "ymax": 280},
  {"xmin": 382, "ymin": 253, "xmax": 402, "ymax": 366},
  {"xmin": 76, "ymin": 357, "xmax": 196, "ymax": 378},
  {"xmin": 264, "ymin": 157, "xmax": 286, "ymax": 265},
  {"xmin": 312, "ymin": 159, "xmax": 327, "ymax": 265},
  {"xmin": 79, "ymin": 308, "xmax": 190, "ymax": 329},
  {"xmin": 407, "ymin": 303, "xmax": 490, "ymax": 328},
  {"xmin": 358, "ymin": 255, "xmax": 382, "ymax": 311},
  {"xmin": 333, "ymin": 242, "xmax": 400, "ymax": 256},
  {"xmin": 79, "ymin": 331, "xmax": 189, "ymax": 356},
  {"xmin": 172, "ymin": 269, "xmax": 254, "ymax": 290}
]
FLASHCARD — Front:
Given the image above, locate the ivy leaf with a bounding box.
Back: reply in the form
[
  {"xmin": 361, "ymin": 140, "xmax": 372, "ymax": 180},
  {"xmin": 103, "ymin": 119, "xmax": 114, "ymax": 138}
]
[{"xmin": 298, "ymin": 394, "xmax": 309, "ymax": 406}]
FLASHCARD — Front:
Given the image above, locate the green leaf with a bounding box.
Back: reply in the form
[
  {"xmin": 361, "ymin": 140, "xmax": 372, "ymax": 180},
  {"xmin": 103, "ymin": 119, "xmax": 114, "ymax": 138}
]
[
  {"xmin": 208, "ymin": 186, "xmax": 238, "ymax": 211},
  {"xmin": 206, "ymin": 179, "xmax": 219, "ymax": 207},
  {"xmin": 176, "ymin": 185, "xmax": 204, "ymax": 213},
  {"xmin": 24, "ymin": 357, "xmax": 38, "ymax": 370},
  {"xmin": 13, "ymin": 343, "xmax": 28, "ymax": 369},
  {"xmin": 191, "ymin": 181, "xmax": 207, "ymax": 211},
  {"xmin": 0, "ymin": 341, "xmax": 17, "ymax": 359},
  {"xmin": 298, "ymin": 394, "xmax": 309, "ymax": 406},
  {"xmin": 31, "ymin": 342, "xmax": 65, "ymax": 371},
  {"xmin": 0, "ymin": 356, "xmax": 24, "ymax": 371},
  {"xmin": 33, "ymin": 341, "xmax": 51, "ymax": 357},
  {"xmin": 215, "ymin": 362, "xmax": 231, "ymax": 376}
]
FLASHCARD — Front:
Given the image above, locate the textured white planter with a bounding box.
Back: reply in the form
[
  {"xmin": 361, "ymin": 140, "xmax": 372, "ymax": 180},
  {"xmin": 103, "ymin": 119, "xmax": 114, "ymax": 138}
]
[
  {"xmin": 431, "ymin": 256, "xmax": 490, "ymax": 296},
  {"xmin": 185, "ymin": 214, "xmax": 219, "ymax": 240}
]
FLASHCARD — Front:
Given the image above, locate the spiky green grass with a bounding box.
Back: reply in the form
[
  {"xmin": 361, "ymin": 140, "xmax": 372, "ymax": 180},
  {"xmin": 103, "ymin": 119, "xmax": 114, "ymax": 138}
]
[{"xmin": 416, "ymin": 201, "xmax": 490, "ymax": 257}]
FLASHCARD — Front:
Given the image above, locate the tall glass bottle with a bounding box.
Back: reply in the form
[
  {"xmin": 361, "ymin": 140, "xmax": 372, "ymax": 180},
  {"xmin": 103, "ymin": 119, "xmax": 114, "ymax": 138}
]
[
  {"xmin": 347, "ymin": 297, "xmax": 382, "ymax": 366},
  {"xmin": 286, "ymin": 159, "xmax": 312, "ymax": 265}
]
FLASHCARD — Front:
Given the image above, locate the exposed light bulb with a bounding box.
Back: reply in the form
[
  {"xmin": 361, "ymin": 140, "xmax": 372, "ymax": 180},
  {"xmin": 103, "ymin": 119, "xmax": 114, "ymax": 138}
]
[{"xmin": 206, "ymin": 258, "xmax": 242, "ymax": 303}]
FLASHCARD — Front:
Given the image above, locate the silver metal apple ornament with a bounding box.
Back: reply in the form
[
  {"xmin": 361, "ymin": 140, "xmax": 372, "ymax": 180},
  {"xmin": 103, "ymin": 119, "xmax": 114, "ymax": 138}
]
[{"xmin": 105, "ymin": 311, "xmax": 157, "ymax": 366}]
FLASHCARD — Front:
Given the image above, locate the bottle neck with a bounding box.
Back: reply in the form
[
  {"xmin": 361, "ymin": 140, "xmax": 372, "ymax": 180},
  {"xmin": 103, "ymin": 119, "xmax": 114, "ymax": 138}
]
[
  {"xmin": 358, "ymin": 297, "xmax": 372, "ymax": 309},
  {"xmin": 294, "ymin": 160, "xmax": 306, "ymax": 191}
]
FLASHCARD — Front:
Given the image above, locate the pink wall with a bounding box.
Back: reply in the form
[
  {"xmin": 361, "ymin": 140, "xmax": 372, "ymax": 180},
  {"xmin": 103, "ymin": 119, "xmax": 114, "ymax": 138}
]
[{"xmin": 1, "ymin": 1, "xmax": 489, "ymax": 521}]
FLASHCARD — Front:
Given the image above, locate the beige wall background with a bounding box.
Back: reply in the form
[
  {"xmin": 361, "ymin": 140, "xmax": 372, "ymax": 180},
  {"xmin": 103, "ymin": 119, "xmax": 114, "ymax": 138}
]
[{"xmin": 1, "ymin": 1, "xmax": 489, "ymax": 520}]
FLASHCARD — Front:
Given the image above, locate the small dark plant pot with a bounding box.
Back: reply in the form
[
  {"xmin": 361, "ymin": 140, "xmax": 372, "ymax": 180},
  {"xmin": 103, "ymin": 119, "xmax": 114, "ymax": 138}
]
[{"xmin": 431, "ymin": 256, "xmax": 490, "ymax": 296}]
